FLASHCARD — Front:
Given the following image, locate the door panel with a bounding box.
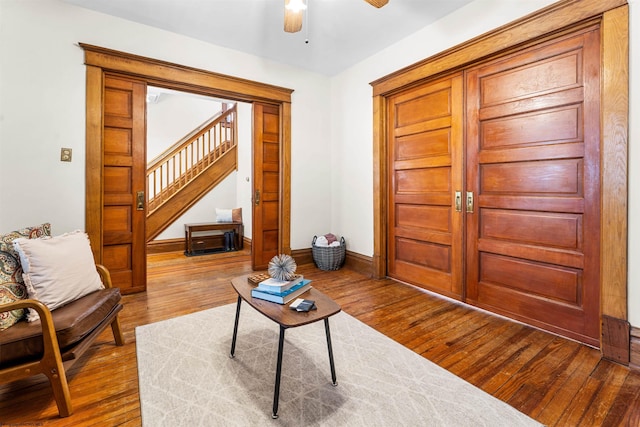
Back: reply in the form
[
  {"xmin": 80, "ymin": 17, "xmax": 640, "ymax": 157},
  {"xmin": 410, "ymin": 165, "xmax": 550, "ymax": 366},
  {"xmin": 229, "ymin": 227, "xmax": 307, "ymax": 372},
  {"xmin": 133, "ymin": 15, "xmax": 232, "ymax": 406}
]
[
  {"xmin": 479, "ymin": 159, "xmax": 583, "ymax": 194},
  {"xmin": 465, "ymin": 29, "xmax": 600, "ymax": 345},
  {"xmin": 479, "ymin": 253, "xmax": 582, "ymax": 304},
  {"xmin": 480, "ymin": 210, "xmax": 582, "ymax": 250},
  {"xmin": 102, "ymin": 75, "xmax": 146, "ymax": 293},
  {"xmin": 387, "ymin": 74, "xmax": 464, "ymax": 299},
  {"xmin": 252, "ymin": 103, "xmax": 281, "ymax": 270}
]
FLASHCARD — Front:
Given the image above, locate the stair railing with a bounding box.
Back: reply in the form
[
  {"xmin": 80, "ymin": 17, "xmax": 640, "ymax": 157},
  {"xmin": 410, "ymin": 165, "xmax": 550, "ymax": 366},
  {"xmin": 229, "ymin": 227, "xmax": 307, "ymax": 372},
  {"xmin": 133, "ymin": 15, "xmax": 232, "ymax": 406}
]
[{"xmin": 146, "ymin": 104, "xmax": 237, "ymax": 213}]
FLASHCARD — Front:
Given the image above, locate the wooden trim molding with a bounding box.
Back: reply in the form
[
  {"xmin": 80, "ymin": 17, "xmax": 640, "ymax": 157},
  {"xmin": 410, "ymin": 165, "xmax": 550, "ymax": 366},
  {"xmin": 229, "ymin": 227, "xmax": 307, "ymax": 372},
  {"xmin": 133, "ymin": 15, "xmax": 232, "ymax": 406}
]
[
  {"xmin": 602, "ymin": 315, "xmax": 631, "ymax": 365},
  {"xmin": 600, "ymin": 5, "xmax": 629, "ymax": 320},
  {"xmin": 292, "ymin": 248, "xmax": 373, "ymax": 277},
  {"xmin": 599, "ymin": 4, "xmax": 629, "ymax": 362},
  {"xmin": 372, "ymin": 94, "xmax": 387, "ymax": 279},
  {"xmin": 84, "ymin": 65, "xmax": 103, "ymax": 263},
  {"xmin": 80, "ymin": 44, "xmax": 293, "ymax": 103},
  {"xmin": 291, "ymin": 248, "xmax": 313, "ymax": 267},
  {"xmin": 630, "ymin": 326, "xmax": 640, "ymax": 370},
  {"xmin": 370, "ymin": 0, "xmax": 627, "ymax": 96},
  {"xmin": 370, "ymin": 0, "xmax": 629, "ymax": 356},
  {"xmin": 280, "ymin": 102, "xmax": 292, "ymax": 255},
  {"xmin": 81, "ymin": 44, "xmax": 293, "ymax": 265},
  {"xmin": 147, "ymin": 238, "xmax": 185, "ymax": 254},
  {"xmin": 344, "ymin": 250, "xmax": 374, "ymax": 277}
]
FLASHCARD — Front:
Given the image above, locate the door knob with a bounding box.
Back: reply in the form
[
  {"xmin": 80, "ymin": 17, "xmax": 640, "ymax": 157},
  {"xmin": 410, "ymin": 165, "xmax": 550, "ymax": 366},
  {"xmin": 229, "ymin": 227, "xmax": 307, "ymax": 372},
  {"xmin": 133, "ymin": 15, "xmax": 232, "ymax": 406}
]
[
  {"xmin": 254, "ymin": 189, "xmax": 260, "ymax": 206},
  {"xmin": 466, "ymin": 191, "xmax": 474, "ymax": 213},
  {"xmin": 136, "ymin": 191, "xmax": 145, "ymax": 211},
  {"xmin": 455, "ymin": 191, "xmax": 462, "ymax": 212}
]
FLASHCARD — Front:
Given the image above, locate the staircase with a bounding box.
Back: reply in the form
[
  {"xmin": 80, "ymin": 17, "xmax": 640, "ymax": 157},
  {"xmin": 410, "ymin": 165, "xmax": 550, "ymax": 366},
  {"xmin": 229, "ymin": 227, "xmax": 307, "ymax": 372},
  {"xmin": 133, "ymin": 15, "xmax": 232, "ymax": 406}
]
[{"xmin": 146, "ymin": 104, "xmax": 238, "ymax": 241}]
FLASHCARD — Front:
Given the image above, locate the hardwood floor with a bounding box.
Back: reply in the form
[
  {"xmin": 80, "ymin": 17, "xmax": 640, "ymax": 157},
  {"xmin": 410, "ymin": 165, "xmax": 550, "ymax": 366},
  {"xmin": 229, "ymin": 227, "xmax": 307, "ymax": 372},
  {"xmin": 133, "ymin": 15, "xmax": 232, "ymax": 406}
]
[{"xmin": 2, "ymin": 250, "xmax": 640, "ymax": 426}]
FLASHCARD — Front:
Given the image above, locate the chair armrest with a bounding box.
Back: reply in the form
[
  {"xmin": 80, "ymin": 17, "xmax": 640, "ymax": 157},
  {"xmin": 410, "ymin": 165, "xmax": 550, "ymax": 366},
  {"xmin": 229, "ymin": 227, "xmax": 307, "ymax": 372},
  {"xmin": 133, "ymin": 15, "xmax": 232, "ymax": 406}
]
[
  {"xmin": 0, "ymin": 299, "xmax": 71, "ymax": 416},
  {"xmin": 0, "ymin": 299, "xmax": 61, "ymax": 358},
  {"xmin": 95, "ymin": 264, "xmax": 114, "ymax": 289}
]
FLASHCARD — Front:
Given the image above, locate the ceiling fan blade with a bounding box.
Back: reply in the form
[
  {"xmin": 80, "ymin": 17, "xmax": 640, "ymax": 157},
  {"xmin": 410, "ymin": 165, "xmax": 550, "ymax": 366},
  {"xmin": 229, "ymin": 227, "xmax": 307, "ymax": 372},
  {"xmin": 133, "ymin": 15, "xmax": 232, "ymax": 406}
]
[
  {"xmin": 364, "ymin": 0, "xmax": 389, "ymax": 7},
  {"xmin": 284, "ymin": 0, "xmax": 303, "ymax": 33}
]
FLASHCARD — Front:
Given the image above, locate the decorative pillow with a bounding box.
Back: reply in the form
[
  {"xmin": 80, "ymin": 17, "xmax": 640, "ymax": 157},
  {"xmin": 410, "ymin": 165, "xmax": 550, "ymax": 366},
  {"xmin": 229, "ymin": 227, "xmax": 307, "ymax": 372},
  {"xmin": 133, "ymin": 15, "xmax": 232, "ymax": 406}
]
[
  {"xmin": 13, "ymin": 230, "xmax": 104, "ymax": 322},
  {"xmin": 215, "ymin": 208, "xmax": 232, "ymax": 222},
  {"xmin": 0, "ymin": 223, "xmax": 51, "ymax": 330},
  {"xmin": 216, "ymin": 208, "xmax": 242, "ymax": 223}
]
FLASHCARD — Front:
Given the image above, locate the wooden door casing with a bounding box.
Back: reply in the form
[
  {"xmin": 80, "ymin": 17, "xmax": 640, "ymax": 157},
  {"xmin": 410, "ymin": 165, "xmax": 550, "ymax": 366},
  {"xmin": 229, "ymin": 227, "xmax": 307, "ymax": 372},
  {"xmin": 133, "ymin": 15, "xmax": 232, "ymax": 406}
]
[
  {"xmin": 102, "ymin": 75, "xmax": 147, "ymax": 293},
  {"xmin": 387, "ymin": 74, "xmax": 465, "ymax": 299},
  {"xmin": 252, "ymin": 103, "xmax": 281, "ymax": 270},
  {"xmin": 83, "ymin": 45, "xmax": 294, "ymax": 295},
  {"xmin": 465, "ymin": 27, "xmax": 601, "ymax": 345}
]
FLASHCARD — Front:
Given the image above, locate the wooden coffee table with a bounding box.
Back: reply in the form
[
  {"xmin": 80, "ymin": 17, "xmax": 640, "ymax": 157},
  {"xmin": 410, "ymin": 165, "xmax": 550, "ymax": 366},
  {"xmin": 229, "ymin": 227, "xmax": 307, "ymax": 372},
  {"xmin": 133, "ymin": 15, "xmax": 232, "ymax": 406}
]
[{"xmin": 229, "ymin": 274, "xmax": 341, "ymax": 419}]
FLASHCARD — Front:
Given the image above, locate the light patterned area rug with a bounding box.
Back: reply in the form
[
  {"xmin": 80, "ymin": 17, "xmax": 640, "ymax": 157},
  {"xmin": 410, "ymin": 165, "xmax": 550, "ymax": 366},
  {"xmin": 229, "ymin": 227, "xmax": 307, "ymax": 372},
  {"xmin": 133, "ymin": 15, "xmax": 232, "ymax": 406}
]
[{"xmin": 136, "ymin": 303, "xmax": 542, "ymax": 426}]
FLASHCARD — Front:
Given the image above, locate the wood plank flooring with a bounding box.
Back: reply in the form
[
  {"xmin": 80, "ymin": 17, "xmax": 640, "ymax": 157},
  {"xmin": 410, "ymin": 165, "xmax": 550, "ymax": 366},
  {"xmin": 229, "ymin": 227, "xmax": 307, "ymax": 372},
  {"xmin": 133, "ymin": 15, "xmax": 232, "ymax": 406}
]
[{"xmin": 2, "ymin": 249, "xmax": 640, "ymax": 426}]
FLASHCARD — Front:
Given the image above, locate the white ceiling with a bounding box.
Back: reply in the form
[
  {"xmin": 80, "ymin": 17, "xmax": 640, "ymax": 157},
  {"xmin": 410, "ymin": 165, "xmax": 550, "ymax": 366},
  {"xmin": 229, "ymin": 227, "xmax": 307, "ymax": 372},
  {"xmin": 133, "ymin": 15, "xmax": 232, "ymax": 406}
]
[{"xmin": 62, "ymin": 0, "xmax": 473, "ymax": 75}]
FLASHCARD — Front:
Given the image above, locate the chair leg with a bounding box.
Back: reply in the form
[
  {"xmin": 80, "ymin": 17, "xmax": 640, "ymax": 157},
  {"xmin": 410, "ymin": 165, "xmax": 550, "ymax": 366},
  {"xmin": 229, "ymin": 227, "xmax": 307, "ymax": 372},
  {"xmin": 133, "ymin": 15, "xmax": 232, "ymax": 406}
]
[
  {"xmin": 111, "ymin": 317, "xmax": 125, "ymax": 346},
  {"xmin": 42, "ymin": 358, "xmax": 73, "ymax": 417}
]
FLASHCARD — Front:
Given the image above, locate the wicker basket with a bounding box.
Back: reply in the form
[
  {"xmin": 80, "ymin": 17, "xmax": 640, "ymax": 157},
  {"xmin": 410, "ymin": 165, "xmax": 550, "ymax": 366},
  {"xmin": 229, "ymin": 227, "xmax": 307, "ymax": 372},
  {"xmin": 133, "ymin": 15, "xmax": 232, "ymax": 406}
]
[{"xmin": 312, "ymin": 236, "xmax": 346, "ymax": 271}]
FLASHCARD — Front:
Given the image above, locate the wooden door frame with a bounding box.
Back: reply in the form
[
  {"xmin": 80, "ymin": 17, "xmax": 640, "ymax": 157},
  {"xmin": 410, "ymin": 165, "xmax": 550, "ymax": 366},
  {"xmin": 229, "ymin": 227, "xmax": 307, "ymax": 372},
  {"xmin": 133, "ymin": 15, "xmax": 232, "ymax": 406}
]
[
  {"xmin": 81, "ymin": 44, "xmax": 293, "ymax": 265},
  {"xmin": 370, "ymin": 0, "xmax": 628, "ymax": 357}
]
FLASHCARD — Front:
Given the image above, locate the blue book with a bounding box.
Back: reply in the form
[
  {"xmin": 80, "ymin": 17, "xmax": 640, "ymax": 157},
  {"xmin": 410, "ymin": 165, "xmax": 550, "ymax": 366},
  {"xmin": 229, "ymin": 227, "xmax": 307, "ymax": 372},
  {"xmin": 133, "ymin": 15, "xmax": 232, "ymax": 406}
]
[
  {"xmin": 257, "ymin": 275, "xmax": 304, "ymax": 293},
  {"xmin": 251, "ymin": 280, "xmax": 312, "ymax": 304},
  {"xmin": 254, "ymin": 279, "xmax": 311, "ymax": 296}
]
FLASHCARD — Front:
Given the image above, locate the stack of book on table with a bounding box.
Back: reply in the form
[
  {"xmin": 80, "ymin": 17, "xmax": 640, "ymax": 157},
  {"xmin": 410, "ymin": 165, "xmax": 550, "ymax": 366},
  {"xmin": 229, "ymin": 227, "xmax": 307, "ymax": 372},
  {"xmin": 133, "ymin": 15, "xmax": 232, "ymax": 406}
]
[{"xmin": 251, "ymin": 275, "xmax": 312, "ymax": 304}]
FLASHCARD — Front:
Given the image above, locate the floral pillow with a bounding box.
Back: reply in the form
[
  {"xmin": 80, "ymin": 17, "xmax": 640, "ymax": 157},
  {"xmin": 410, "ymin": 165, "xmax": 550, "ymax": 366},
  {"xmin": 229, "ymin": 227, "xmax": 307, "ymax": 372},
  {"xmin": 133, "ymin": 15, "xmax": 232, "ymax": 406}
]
[{"xmin": 0, "ymin": 223, "xmax": 51, "ymax": 330}]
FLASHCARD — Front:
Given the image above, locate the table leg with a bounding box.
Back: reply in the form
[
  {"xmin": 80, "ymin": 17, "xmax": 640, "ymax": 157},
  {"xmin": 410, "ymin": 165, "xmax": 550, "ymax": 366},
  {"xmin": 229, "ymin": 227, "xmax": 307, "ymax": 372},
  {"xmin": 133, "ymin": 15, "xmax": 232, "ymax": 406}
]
[
  {"xmin": 229, "ymin": 296, "xmax": 242, "ymax": 358},
  {"xmin": 272, "ymin": 325, "xmax": 286, "ymax": 419},
  {"xmin": 325, "ymin": 318, "xmax": 338, "ymax": 386}
]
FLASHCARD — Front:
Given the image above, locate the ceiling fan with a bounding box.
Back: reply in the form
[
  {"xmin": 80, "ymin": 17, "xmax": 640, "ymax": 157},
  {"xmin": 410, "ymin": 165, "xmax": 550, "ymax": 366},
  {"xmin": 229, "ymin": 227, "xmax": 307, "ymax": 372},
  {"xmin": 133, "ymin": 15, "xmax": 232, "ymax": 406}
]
[{"xmin": 284, "ymin": 0, "xmax": 389, "ymax": 33}]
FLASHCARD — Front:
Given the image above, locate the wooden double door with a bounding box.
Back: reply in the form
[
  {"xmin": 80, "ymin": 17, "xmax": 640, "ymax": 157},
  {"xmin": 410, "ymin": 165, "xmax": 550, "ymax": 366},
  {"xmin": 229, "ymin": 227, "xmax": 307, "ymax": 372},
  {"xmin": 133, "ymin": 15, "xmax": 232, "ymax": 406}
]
[{"xmin": 387, "ymin": 27, "xmax": 601, "ymax": 346}]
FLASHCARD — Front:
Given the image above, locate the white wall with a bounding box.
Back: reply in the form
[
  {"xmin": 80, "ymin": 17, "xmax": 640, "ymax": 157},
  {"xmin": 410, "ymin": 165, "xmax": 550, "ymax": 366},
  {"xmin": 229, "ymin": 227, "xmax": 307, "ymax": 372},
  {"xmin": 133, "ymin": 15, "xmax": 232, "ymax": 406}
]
[
  {"xmin": 0, "ymin": 0, "xmax": 332, "ymax": 250},
  {"xmin": 147, "ymin": 90, "xmax": 222, "ymax": 161},
  {"xmin": 329, "ymin": 0, "xmax": 640, "ymax": 327}
]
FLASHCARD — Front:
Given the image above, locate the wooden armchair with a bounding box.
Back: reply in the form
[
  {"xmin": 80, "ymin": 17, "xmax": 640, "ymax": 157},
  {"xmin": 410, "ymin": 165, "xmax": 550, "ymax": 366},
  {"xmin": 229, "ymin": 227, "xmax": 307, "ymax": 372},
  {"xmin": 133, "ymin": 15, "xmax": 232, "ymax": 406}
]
[{"xmin": 0, "ymin": 264, "xmax": 124, "ymax": 417}]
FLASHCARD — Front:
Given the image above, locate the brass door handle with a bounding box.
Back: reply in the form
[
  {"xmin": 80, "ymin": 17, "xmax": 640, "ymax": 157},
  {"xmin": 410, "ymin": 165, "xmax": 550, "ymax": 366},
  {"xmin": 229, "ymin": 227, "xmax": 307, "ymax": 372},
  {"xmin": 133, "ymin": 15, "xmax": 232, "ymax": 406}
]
[
  {"xmin": 136, "ymin": 191, "xmax": 145, "ymax": 211},
  {"xmin": 455, "ymin": 191, "xmax": 462, "ymax": 212},
  {"xmin": 254, "ymin": 189, "xmax": 260, "ymax": 206},
  {"xmin": 466, "ymin": 191, "xmax": 474, "ymax": 213}
]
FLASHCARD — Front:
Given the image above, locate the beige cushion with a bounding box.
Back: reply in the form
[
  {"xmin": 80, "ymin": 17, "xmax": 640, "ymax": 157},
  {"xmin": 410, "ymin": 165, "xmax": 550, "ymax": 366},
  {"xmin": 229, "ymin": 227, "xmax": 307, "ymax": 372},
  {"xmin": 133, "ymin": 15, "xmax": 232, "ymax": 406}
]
[{"xmin": 13, "ymin": 231, "xmax": 104, "ymax": 321}]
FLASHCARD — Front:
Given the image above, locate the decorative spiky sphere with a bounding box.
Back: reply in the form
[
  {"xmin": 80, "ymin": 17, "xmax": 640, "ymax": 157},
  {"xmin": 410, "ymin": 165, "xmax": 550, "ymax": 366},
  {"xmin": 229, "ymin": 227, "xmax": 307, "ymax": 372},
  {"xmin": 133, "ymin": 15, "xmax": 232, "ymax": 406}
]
[{"xmin": 268, "ymin": 254, "xmax": 297, "ymax": 281}]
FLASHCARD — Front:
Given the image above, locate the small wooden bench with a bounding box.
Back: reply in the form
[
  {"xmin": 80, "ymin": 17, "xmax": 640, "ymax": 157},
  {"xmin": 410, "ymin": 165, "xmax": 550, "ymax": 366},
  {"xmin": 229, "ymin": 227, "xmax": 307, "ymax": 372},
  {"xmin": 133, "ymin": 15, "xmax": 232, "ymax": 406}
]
[{"xmin": 184, "ymin": 222, "xmax": 244, "ymax": 255}]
